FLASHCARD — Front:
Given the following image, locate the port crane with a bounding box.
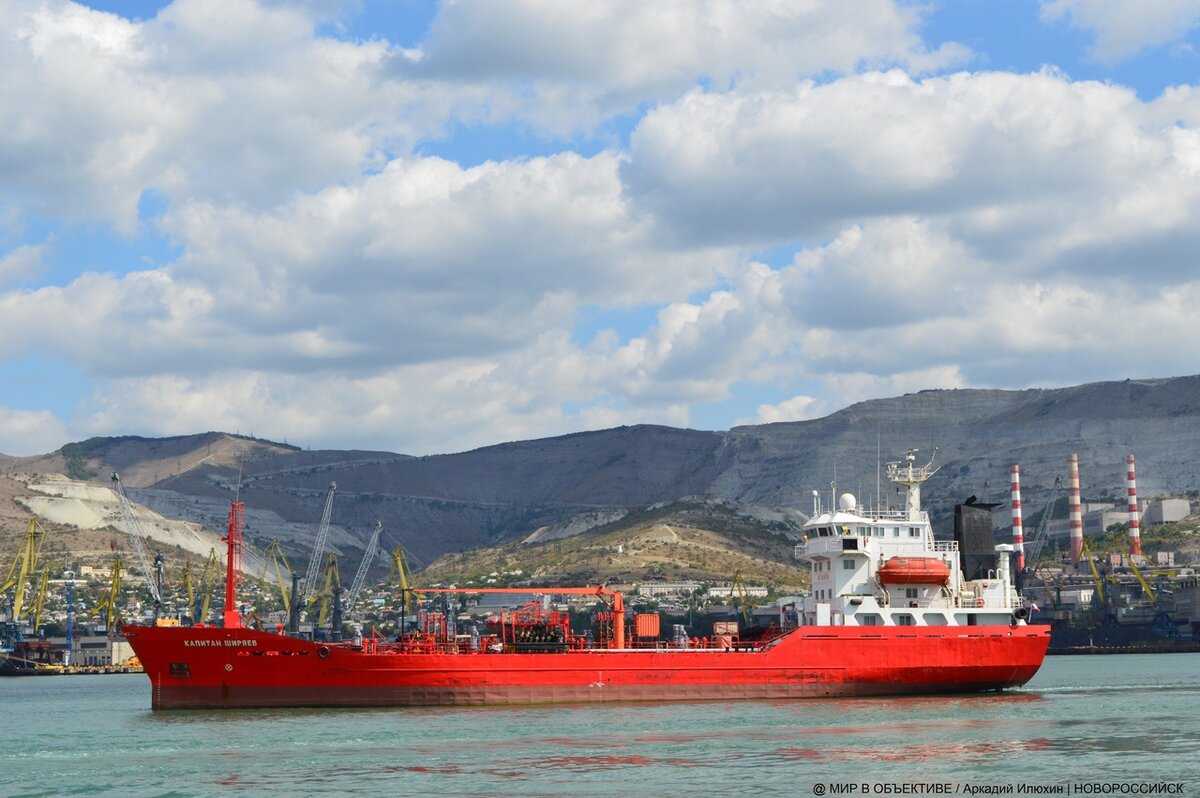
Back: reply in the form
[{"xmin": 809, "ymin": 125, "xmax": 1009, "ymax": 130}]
[
  {"xmin": 1, "ymin": 517, "xmax": 46, "ymax": 624},
  {"xmin": 111, "ymin": 472, "xmax": 164, "ymax": 618},
  {"xmin": 343, "ymin": 522, "xmax": 383, "ymax": 617},
  {"xmin": 92, "ymin": 558, "xmax": 124, "ymax": 629},
  {"xmin": 1022, "ymin": 475, "xmax": 1060, "ymax": 583},
  {"xmin": 731, "ymin": 571, "xmax": 751, "ymax": 625},
  {"xmin": 387, "ymin": 545, "xmax": 421, "ymax": 633},
  {"xmin": 258, "ymin": 539, "xmax": 303, "ymax": 632},
  {"xmin": 302, "ymin": 482, "xmax": 337, "ymax": 606},
  {"xmin": 260, "ymin": 540, "xmax": 295, "ymax": 611},
  {"xmin": 313, "ymin": 553, "xmax": 342, "ymax": 634},
  {"xmin": 182, "ymin": 549, "xmax": 219, "ymax": 623},
  {"xmin": 1079, "ymin": 538, "xmax": 1108, "ymax": 610},
  {"xmin": 28, "ymin": 563, "xmax": 52, "ymax": 632}
]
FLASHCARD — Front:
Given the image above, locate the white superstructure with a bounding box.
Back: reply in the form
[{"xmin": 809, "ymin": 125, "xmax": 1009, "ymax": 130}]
[{"xmin": 795, "ymin": 450, "xmax": 1025, "ymax": 627}]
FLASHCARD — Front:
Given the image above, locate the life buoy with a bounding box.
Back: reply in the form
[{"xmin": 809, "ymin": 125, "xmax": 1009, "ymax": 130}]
[
  {"xmin": 317, "ymin": 646, "xmax": 330, "ymax": 658},
  {"xmin": 975, "ymin": 598, "xmax": 985, "ymax": 608}
]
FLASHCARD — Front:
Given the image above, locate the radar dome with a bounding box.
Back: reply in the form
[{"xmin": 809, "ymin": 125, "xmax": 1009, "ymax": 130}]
[{"xmin": 838, "ymin": 492, "xmax": 857, "ymax": 511}]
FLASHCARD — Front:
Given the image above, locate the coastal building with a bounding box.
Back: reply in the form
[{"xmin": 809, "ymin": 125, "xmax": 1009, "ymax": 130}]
[
  {"xmin": 42, "ymin": 633, "xmax": 135, "ymax": 668},
  {"xmin": 636, "ymin": 582, "xmax": 701, "ymax": 598},
  {"xmin": 1143, "ymin": 498, "xmax": 1190, "ymax": 525},
  {"xmin": 1083, "ymin": 506, "xmax": 1125, "ymax": 536},
  {"xmin": 705, "ymin": 584, "xmax": 769, "ymax": 599}
]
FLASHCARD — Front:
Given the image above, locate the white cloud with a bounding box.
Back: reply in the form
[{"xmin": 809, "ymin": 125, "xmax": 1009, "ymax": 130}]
[
  {"xmin": 0, "ymin": 244, "xmax": 46, "ymax": 286},
  {"xmin": 11, "ymin": 61, "xmax": 1200, "ymax": 454},
  {"xmin": 0, "ymin": 406, "xmax": 69, "ymax": 457},
  {"xmin": 0, "ymin": 0, "xmax": 971, "ymax": 235},
  {"xmin": 6, "ymin": 2, "xmax": 1200, "ymax": 458},
  {"xmin": 623, "ymin": 69, "xmax": 1169, "ymax": 248},
  {"xmin": 813, "ymin": 367, "xmax": 968, "ymax": 416},
  {"xmin": 743, "ymin": 395, "xmax": 817, "ymax": 426},
  {"xmin": 1041, "ymin": 0, "xmax": 1200, "ymax": 62},
  {"xmin": 0, "ymin": 0, "xmax": 412, "ymax": 231},
  {"xmin": 404, "ymin": 0, "xmax": 970, "ymax": 132}
]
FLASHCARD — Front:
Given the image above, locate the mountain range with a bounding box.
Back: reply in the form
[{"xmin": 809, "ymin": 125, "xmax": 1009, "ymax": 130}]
[{"xmin": 3, "ymin": 375, "xmax": 1198, "ymax": 575}]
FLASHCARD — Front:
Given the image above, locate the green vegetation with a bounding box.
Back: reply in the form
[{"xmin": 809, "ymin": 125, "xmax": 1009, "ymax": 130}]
[
  {"xmin": 60, "ymin": 439, "xmax": 110, "ymax": 480},
  {"xmin": 1097, "ymin": 521, "xmax": 1196, "ymax": 551}
]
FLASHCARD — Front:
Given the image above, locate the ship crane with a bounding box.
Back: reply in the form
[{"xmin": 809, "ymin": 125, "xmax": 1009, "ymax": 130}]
[
  {"xmin": 302, "ymin": 483, "xmax": 337, "ymax": 606},
  {"xmin": 111, "ymin": 473, "xmax": 164, "ymax": 617},
  {"xmin": 343, "ymin": 521, "xmax": 383, "ymax": 617}
]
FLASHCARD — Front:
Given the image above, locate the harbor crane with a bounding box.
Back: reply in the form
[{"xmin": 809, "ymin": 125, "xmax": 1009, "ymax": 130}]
[
  {"xmin": 1019, "ymin": 475, "xmax": 1063, "ymax": 592},
  {"xmin": 92, "ymin": 558, "xmax": 124, "ymax": 629},
  {"xmin": 261, "ymin": 540, "xmax": 302, "ymax": 633},
  {"xmin": 302, "ymin": 482, "xmax": 337, "ymax": 606},
  {"xmin": 387, "ymin": 546, "xmax": 417, "ymax": 594},
  {"xmin": 182, "ymin": 549, "xmax": 219, "ymax": 623},
  {"xmin": 388, "ymin": 545, "xmax": 420, "ymax": 632},
  {"xmin": 344, "ymin": 522, "xmax": 383, "ymax": 617},
  {"xmin": 111, "ymin": 472, "xmax": 164, "ymax": 618},
  {"xmin": 313, "ymin": 553, "xmax": 342, "ymax": 636},
  {"xmin": 2, "ymin": 517, "xmax": 46, "ymax": 623}
]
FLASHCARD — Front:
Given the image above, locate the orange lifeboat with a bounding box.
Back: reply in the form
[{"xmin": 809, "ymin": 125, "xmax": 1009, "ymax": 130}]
[{"xmin": 877, "ymin": 557, "xmax": 950, "ymax": 585}]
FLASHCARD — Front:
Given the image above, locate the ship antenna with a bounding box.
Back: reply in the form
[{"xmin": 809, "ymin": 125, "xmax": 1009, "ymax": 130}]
[
  {"xmin": 876, "ymin": 427, "xmax": 881, "ymax": 514},
  {"xmin": 831, "ymin": 461, "xmax": 838, "ymax": 512}
]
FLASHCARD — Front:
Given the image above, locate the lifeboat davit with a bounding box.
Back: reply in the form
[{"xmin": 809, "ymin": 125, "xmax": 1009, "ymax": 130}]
[{"xmin": 878, "ymin": 557, "xmax": 950, "ymax": 585}]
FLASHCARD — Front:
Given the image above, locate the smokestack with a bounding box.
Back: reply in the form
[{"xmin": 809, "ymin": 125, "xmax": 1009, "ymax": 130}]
[
  {"xmin": 1068, "ymin": 453, "xmax": 1083, "ymax": 565},
  {"xmin": 1127, "ymin": 454, "xmax": 1142, "ymax": 557},
  {"xmin": 1011, "ymin": 465, "xmax": 1025, "ymax": 572}
]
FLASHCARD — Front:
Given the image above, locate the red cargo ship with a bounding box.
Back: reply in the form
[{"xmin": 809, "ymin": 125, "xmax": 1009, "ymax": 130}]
[{"xmin": 124, "ymin": 450, "xmax": 1050, "ymax": 709}]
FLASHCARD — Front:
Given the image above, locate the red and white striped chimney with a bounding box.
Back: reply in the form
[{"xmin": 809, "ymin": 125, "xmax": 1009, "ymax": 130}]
[
  {"xmin": 1011, "ymin": 465, "xmax": 1025, "ymax": 572},
  {"xmin": 1127, "ymin": 454, "xmax": 1142, "ymax": 557},
  {"xmin": 1068, "ymin": 453, "xmax": 1083, "ymax": 565}
]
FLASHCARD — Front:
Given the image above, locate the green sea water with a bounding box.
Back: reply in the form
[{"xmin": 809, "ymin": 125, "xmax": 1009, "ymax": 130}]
[{"xmin": 1, "ymin": 654, "xmax": 1197, "ymax": 798}]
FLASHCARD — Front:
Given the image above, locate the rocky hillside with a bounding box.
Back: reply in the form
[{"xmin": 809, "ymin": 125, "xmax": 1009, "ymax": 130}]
[
  {"xmin": 422, "ymin": 497, "xmax": 810, "ymax": 589},
  {"xmin": 4, "ymin": 375, "xmax": 1199, "ymax": 575}
]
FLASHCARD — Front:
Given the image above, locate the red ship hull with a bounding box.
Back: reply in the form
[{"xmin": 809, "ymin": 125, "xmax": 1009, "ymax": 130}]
[{"xmin": 124, "ymin": 624, "xmax": 1051, "ymax": 710}]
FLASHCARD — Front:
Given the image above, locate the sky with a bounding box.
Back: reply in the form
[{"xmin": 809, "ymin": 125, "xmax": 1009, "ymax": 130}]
[{"xmin": 3, "ymin": 0, "xmax": 1200, "ymax": 457}]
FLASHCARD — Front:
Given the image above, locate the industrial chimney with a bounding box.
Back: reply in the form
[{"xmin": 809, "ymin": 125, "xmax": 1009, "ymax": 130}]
[
  {"xmin": 1068, "ymin": 453, "xmax": 1083, "ymax": 566},
  {"xmin": 1011, "ymin": 465, "xmax": 1025, "ymax": 573},
  {"xmin": 1126, "ymin": 454, "xmax": 1142, "ymax": 557}
]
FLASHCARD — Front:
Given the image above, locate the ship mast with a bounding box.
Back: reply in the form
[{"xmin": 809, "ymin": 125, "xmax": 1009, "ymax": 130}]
[
  {"xmin": 885, "ymin": 449, "xmax": 939, "ymax": 521},
  {"xmin": 223, "ymin": 500, "xmax": 245, "ymax": 629}
]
